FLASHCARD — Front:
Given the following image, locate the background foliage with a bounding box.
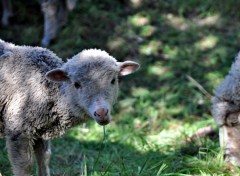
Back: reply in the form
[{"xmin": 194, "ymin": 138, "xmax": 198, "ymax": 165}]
[{"xmin": 1, "ymin": 0, "xmax": 240, "ymax": 175}]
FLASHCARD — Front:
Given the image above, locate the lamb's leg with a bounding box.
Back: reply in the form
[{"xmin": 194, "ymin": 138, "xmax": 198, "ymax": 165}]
[
  {"xmin": 33, "ymin": 138, "xmax": 51, "ymax": 176},
  {"xmin": 6, "ymin": 134, "xmax": 33, "ymax": 176},
  {"xmin": 1, "ymin": 0, "xmax": 13, "ymax": 26},
  {"xmin": 220, "ymin": 112, "xmax": 240, "ymax": 165},
  {"xmin": 40, "ymin": 0, "xmax": 58, "ymax": 46}
]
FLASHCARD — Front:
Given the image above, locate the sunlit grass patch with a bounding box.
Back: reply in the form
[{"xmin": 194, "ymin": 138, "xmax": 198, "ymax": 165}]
[
  {"xmin": 205, "ymin": 72, "xmax": 224, "ymax": 88},
  {"xmin": 147, "ymin": 62, "xmax": 169, "ymax": 76},
  {"xmin": 193, "ymin": 14, "xmax": 221, "ymax": 27},
  {"xmin": 139, "ymin": 40, "xmax": 162, "ymax": 56},
  {"xmin": 195, "ymin": 35, "xmax": 218, "ymax": 51},
  {"xmin": 140, "ymin": 25, "xmax": 157, "ymax": 38},
  {"xmin": 107, "ymin": 37, "xmax": 126, "ymax": 51},
  {"xmin": 130, "ymin": 14, "xmax": 150, "ymax": 27},
  {"xmin": 163, "ymin": 13, "xmax": 189, "ymax": 31}
]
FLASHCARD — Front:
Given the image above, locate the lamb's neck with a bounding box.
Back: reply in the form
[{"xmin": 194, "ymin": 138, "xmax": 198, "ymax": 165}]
[
  {"xmin": 39, "ymin": 84, "xmax": 90, "ymax": 140},
  {"xmin": 53, "ymin": 84, "xmax": 90, "ymax": 127}
]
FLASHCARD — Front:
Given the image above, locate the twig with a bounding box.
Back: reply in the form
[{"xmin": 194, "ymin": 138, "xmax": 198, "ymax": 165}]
[
  {"xmin": 186, "ymin": 74, "xmax": 213, "ymax": 98},
  {"xmin": 187, "ymin": 125, "xmax": 218, "ymax": 142}
]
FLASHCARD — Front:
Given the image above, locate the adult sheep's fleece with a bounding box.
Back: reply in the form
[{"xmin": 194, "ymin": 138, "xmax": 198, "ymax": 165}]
[
  {"xmin": 0, "ymin": 39, "xmax": 140, "ymax": 176},
  {"xmin": 212, "ymin": 52, "xmax": 240, "ymax": 166}
]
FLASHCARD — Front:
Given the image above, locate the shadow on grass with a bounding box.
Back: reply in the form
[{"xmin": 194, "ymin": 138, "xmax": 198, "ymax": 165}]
[
  {"xmin": 0, "ymin": 129, "xmax": 225, "ymax": 176},
  {"xmin": 0, "ymin": 135, "xmax": 168, "ymax": 176}
]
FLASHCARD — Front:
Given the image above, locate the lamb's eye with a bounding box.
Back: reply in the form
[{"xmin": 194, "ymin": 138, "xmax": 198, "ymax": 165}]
[
  {"xmin": 111, "ymin": 78, "xmax": 116, "ymax": 84},
  {"xmin": 74, "ymin": 82, "xmax": 81, "ymax": 89}
]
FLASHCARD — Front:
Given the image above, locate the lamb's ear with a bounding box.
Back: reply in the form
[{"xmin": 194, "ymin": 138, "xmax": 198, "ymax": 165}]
[
  {"xmin": 118, "ymin": 61, "xmax": 140, "ymax": 76},
  {"xmin": 45, "ymin": 69, "xmax": 69, "ymax": 82}
]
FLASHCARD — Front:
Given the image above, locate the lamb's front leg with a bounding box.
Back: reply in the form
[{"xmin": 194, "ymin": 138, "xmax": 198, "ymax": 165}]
[
  {"xmin": 33, "ymin": 138, "xmax": 51, "ymax": 176},
  {"xmin": 6, "ymin": 134, "xmax": 33, "ymax": 176},
  {"xmin": 220, "ymin": 112, "xmax": 240, "ymax": 165}
]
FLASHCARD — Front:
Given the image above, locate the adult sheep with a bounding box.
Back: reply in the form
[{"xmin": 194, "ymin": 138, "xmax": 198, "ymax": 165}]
[
  {"xmin": 212, "ymin": 52, "xmax": 240, "ymax": 165},
  {"xmin": 1, "ymin": 0, "xmax": 77, "ymax": 46},
  {"xmin": 0, "ymin": 39, "xmax": 140, "ymax": 176}
]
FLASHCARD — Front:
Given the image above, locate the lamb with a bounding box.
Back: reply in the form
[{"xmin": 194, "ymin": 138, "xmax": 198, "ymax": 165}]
[
  {"xmin": 212, "ymin": 52, "xmax": 240, "ymax": 166},
  {"xmin": 0, "ymin": 39, "xmax": 140, "ymax": 176},
  {"xmin": 1, "ymin": 0, "xmax": 77, "ymax": 46}
]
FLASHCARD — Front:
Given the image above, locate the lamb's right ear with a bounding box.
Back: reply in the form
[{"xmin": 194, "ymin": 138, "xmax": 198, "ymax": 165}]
[
  {"xmin": 45, "ymin": 69, "xmax": 69, "ymax": 83},
  {"xmin": 118, "ymin": 61, "xmax": 140, "ymax": 76}
]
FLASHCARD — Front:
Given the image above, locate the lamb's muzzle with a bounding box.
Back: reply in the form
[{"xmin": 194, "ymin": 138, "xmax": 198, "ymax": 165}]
[{"xmin": 94, "ymin": 108, "xmax": 110, "ymax": 125}]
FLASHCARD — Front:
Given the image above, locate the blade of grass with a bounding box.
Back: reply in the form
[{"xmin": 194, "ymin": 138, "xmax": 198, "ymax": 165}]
[
  {"xmin": 156, "ymin": 163, "xmax": 168, "ymax": 176},
  {"xmin": 137, "ymin": 157, "xmax": 150, "ymax": 176}
]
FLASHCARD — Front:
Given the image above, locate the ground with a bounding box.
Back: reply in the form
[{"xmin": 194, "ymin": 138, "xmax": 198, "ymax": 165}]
[{"xmin": 0, "ymin": 0, "xmax": 240, "ymax": 175}]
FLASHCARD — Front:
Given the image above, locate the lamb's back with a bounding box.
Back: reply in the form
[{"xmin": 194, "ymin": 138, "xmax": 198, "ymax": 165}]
[{"xmin": 0, "ymin": 40, "xmax": 63, "ymax": 137}]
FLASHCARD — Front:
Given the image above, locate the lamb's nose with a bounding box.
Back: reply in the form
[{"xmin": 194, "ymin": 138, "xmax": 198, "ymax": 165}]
[{"xmin": 94, "ymin": 108, "xmax": 109, "ymax": 118}]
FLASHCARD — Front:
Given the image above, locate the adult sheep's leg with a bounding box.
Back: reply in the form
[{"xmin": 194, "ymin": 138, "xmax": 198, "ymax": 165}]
[
  {"xmin": 1, "ymin": 0, "xmax": 13, "ymax": 26},
  {"xmin": 57, "ymin": 0, "xmax": 68, "ymax": 28},
  {"xmin": 212, "ymin": 98, "xmax": 240, "ymax": 165},
  {"xmin": 33, "ymin": 138, "xmax": 51, "ymax": 176},
  {"xmin": 212, "ymin": 97, "xmax": 240, "ymax": 126},
  {"xmin": 41, "ymin": 0, "xmax": 58, "ymax": 46},
  {"xmin": 6, "ymin": 134, "xmax": 33, "ymax": 176},
  {"xmin": 66, "ymin": 0, "xmax": 77, "ymax": 10},
  {"xmin": 58, "ymin": 0, "xmax": 77, "ymax": 26},
  {"xmin": 220, "ymin": 112, "xmax": 240, "ymax": 165}
]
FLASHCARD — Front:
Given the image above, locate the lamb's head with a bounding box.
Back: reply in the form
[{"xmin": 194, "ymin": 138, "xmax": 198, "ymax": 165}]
[{"xmin": 45, "ymin": 49, "xmax": 140, "ymax": 125}]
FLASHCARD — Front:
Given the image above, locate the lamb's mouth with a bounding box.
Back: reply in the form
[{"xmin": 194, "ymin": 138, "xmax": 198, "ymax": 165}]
[{"xmin": 95, "ymin": 118, "xmax": 110, "ymax": 126}]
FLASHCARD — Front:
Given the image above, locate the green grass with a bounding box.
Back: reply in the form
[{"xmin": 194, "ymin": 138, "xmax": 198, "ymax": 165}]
[{"xmin": 1, "ymin": 0, "xmax": 240, "ymax": 175}]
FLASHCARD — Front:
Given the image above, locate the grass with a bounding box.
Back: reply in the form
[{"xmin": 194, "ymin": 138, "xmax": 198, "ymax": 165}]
[{"xmin": 1, "ymin": 0, "xmax": 240, "ymax": 175}]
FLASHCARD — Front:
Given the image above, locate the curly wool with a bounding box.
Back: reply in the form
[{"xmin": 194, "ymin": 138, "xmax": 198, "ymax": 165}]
[
  {"xmin": 0, "ymin": 39, "xmax": 89, "ymax": 140},
  {"xmin": 212, "ymin": 52, "xmax": 240, "ymax": 125}
]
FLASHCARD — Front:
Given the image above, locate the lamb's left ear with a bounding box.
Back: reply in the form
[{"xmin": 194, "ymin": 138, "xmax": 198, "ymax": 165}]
[
  {"xmin": 118, "ymin": 61, "xmax": 140, "ymax": 76},
  {"xmin": 45, "ymin": 69, "xmax": 70, "ymax": 83}
]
